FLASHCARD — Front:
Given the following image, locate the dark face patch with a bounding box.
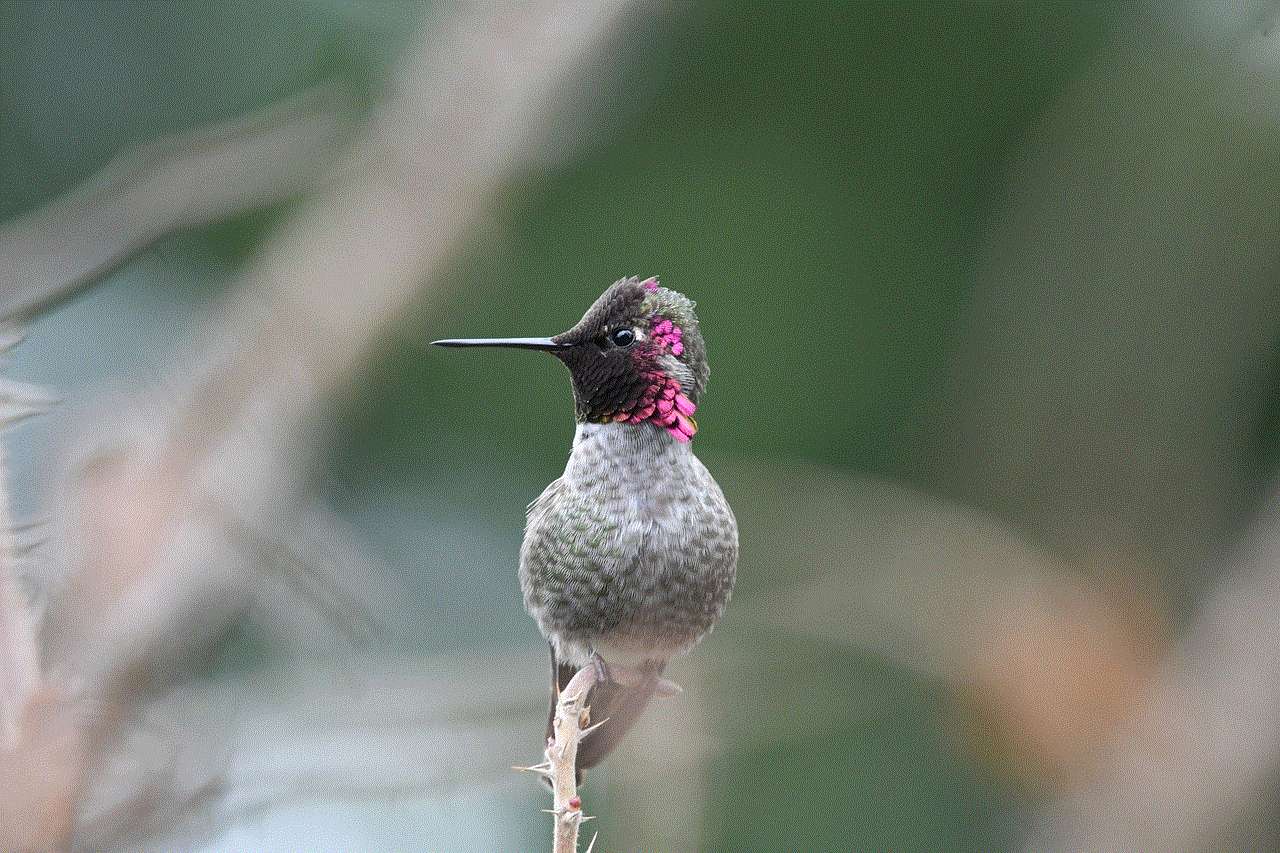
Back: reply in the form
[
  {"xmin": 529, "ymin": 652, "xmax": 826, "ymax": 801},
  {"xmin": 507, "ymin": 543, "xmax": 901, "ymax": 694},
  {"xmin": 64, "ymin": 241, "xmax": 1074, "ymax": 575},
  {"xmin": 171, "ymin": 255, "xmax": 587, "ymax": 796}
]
[
  {"xmin": 548, "ymin": 277, "xmax": 701, "ymax": 440},
  {"xmin": 553, "ymin": 340, "xmax": 652, "ymax": 423}
]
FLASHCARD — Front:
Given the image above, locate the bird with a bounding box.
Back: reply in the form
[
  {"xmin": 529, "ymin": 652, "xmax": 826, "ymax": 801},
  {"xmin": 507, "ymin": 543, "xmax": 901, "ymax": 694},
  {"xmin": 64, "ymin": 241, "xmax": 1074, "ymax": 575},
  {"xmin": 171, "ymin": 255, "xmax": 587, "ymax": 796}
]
[{"xmin": 433, "ymin": 275, "xmax": 738, "ymax": 780}]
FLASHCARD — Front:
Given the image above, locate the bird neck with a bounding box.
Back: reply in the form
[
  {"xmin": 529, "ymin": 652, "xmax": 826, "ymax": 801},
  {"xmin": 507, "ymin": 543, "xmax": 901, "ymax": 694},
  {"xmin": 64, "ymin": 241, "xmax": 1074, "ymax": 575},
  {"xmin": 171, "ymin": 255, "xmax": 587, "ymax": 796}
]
[{"xmin": 565, "ymin": 421, "xmax": 692, "ymax": 481}]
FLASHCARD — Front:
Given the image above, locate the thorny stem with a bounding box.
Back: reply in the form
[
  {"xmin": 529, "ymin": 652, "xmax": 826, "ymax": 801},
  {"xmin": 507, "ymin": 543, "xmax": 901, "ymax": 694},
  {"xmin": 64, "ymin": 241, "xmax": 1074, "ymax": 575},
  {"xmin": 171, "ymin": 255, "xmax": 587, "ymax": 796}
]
[
  {"xmin": 0, "ymin": 356, "xmax": 50, "ymax": 739},
  {"xmin": 521, "ymin": 664, "xmax": 599, "ymax": 853},
  {"xmin": 552, "ymin": 666, "xmax": 598, "ymax": 853},
  {"xmin": 520, "ymin": 661, "xmax": 683, "ymax": 852}
]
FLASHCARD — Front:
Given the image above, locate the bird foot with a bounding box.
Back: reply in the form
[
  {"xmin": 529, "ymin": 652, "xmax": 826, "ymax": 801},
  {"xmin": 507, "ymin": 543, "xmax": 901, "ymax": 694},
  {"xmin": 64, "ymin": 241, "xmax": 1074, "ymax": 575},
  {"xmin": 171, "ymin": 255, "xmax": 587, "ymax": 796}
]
[{"xmin": 587, "ymin": 653, "xmax": 683, "ymax": 697}]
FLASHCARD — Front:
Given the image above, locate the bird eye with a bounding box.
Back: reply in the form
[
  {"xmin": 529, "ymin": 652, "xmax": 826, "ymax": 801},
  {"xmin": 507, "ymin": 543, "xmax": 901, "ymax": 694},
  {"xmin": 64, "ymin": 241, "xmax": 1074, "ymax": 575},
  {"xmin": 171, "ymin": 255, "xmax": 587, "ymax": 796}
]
[{"xmin": 610, "ymin": 328, "xmax": 635, "ymax": 348}]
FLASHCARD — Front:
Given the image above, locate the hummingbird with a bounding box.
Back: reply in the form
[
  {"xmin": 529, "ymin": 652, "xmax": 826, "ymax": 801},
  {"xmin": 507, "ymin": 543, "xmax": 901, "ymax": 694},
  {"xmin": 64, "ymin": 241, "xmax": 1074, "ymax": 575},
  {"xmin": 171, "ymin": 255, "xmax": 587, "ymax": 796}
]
[{"xmin": 433, "ymin": 275, "xmax": 737, "ymax": 779}]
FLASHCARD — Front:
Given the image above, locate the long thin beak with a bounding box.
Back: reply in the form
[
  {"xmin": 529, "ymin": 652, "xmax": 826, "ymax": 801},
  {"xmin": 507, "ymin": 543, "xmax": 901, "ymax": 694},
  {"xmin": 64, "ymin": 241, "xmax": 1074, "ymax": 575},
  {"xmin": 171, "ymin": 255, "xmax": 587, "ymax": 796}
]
[{"xmin": 430, "ymin": 336, "xmax": 565, "ymax": 351}]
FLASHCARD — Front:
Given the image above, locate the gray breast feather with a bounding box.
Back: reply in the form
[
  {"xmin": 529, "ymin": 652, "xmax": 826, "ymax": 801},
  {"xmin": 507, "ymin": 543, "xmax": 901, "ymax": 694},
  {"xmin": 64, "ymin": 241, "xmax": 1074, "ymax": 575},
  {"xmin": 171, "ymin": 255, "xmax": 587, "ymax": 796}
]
[{"xmin": 519, "ymin": 431, "xmax": 737, "ymax": 667}]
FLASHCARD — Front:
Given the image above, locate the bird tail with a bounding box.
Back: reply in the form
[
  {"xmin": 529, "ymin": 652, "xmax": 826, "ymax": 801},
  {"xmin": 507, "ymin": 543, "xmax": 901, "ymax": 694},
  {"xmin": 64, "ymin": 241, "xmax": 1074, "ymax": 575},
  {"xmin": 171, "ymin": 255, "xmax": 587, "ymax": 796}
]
[{"xmin": 547, "ymin": 646, "xmax": 663, "ymax": 782}]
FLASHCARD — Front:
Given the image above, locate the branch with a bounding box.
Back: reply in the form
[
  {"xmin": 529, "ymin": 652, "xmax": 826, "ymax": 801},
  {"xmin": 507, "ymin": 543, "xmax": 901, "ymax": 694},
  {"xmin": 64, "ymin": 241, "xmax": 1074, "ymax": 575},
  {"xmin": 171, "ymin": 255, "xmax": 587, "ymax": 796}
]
[
  {"xmin": 521, "ymin": 665, "xmax": 599, "ymax": 853},
  {"xmin": 0, "ymin": 338, "xmax": 47, "ymax": 719},
  {"xmin": 19, "ymin": 2, "xmax": 640, "ymax": 848},
  {"xmin": 0, "ymin": 83, "xmax": 354, "ymax": 324},
  {"xmin": 1021, "ymin": 483, "xmax": 1280, "ymax": 852},
  {"xmin": 0, "ymin": 336, "xmax": 85, "ymax": 853},
  {"xmin": 40, "ymin": 0, "xmax": 634, "ymax": 689}
]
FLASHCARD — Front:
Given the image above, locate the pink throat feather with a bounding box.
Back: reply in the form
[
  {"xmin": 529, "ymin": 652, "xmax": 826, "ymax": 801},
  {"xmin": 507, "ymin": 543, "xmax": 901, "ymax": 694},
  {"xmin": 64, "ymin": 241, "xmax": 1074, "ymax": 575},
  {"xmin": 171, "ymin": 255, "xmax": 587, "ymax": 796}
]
[
  {"xmin": 607, "ymin": 309, "xmax": 697, "ymax": 441},
  {"xmin": 612, "ymin": 376, "xmax": 697, "ymax": 441}
]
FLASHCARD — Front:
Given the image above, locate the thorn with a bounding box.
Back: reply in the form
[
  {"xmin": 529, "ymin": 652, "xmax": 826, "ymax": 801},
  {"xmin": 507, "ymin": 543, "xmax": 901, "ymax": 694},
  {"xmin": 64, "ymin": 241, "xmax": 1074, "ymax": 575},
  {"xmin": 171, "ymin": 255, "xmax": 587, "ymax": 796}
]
[
  {"xmin": 0, "ymin": 409, "xmax": 42, "ymax": 429},
  {"xmin": 0, "ymin": 380, "xmax": 60, "ymax": 427},
  {"xmin": 0, "ymin": 379, "xmax": 60, "ymax": 408},
  {"xmin": 584, "ymin": 832, "xmax": 599, "ymax": 853},
  {"xmin": 11, "ymin": 538, "xmax": 43, "ymax": 557},
  {"xmin": 0, "ymin": 329, "xmax": 26, "ymax": 354},
  {"xmin": 548, "ymin": 804, "xmax": 588, "ymax": 818},
  {"xmin": 582, "ymin": 715, "xmax": 610, "ymax": 736},
  {"xmin": 514, "ymin": 762, "xmax": 553, "ymax": 775},
  {"xmin": 9, "ymin": 518, "xmax": 47, "ymax": 535},
  {"xmin": 0, "ymin": 404, "xmax": 48, "ymax": 428},
  {"xmin": 655, "ymin": 677, "xmax": 684, "ymax": 697}
]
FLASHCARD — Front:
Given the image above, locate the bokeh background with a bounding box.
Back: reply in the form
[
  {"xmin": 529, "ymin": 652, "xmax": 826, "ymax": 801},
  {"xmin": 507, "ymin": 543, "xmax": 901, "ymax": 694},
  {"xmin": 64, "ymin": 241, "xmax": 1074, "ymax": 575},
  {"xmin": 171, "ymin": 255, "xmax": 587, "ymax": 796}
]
[{"xmin": 4, "ymin": 2, "xmax": 1280, "ymax": 851}]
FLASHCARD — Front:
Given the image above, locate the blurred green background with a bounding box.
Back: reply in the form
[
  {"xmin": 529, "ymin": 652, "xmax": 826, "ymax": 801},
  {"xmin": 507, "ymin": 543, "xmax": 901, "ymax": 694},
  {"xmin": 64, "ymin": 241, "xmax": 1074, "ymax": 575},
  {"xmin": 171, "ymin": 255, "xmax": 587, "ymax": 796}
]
[{"xmin": 6, "ymin": 2, "xmax": 1280, "ymax": 851}]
